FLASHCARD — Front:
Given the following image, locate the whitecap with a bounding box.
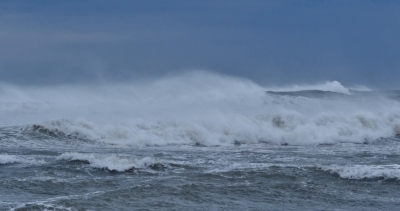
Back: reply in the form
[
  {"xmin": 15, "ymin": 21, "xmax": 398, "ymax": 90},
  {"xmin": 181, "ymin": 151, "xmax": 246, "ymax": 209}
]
[
  {"xmin": 319, "ymin": 164, "xmax": 400, "ymax": 180},
  {"xmin": 0, "ymin": 154, "xmax": 44, "ymax": 165},
  {"xmin": 57, "ymin": 152, "xmax": 159, "ymax": 172}
]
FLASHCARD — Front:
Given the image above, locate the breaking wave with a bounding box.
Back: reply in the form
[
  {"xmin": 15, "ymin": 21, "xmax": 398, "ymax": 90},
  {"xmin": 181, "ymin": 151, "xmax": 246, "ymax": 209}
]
[
  {"xmin": 57, "ymin": 152, "xmax": 161, "ymax": 172},
  {"xmin": 0, "ymin": 154, "xmax": 44, "ymax": 165},
  {"xmin": 320, "ymin": 164, "xmax": 400, "ymax": 180},
  {"xmin": 1, "ymin": 72, "xmax": 400, "ymax": 146},
  {"xmin": 0, "ymin": 154, "xmax": 21, "ymax": 164}
]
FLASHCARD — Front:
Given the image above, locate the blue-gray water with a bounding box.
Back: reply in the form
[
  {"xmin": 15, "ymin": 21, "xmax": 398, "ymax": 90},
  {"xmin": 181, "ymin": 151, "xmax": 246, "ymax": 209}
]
[
  {"xmin": 2, "ymin": 134, "xmax": 400, "ymax": 211},
  {"xmin": 1, "ymin": 76, "xmax": 400, "ymax": 210}
]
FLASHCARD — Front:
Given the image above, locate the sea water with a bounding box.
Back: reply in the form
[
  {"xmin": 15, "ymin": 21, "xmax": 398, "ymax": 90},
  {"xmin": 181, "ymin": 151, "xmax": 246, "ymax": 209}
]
[{"xmin": 1, "ymin": 72, "xmax": 400, "ymax": 210}]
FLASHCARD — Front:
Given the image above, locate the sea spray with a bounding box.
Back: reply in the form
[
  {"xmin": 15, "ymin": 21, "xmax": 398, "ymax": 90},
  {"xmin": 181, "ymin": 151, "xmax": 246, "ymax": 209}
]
[{"xmin": 1, "ymin": 72, "xmax": 400, "ymax": 146}]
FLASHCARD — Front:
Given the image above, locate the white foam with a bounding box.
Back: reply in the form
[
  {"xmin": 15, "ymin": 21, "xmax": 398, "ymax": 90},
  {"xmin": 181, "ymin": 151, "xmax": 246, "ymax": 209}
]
[
  {"xmin": 57, "ymin": 152, "xmax": 158, "ymax": 172},
  {"xmin": 0, "ymin": 154, "xmax": 44, "ymax": 165},
  {"xmin": 9, "ymin": 202, "xmax": 73, "ymax": 211},
  {"xmin": 1, "ymin": 71, "xmax": 399, "ymax": 146},
  {"xmin": 205, "ymin": 163, "xmax": 310, "ymax": 174},
  {"xmin": 0, "ymin": 154, "xmax": 20, "ymax": 164},
  {"xmin": 8, "ymin": 191, "xmax": 104, "ymax": 211},
  {"xmin": 319, "ymin": 164, "xmax": 400, "ymax": 180}
]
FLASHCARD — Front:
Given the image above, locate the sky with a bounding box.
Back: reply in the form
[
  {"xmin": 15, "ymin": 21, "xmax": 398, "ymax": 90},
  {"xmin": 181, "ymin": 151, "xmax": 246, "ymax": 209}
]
[{"xmin": 0, "ymin": 0, "xmax": 399, "ymax": 89}]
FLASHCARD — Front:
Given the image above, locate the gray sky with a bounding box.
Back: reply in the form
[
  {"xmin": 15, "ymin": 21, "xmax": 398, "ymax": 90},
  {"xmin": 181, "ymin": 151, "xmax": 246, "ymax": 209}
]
[{"xmin": 0, "ymin": 0, "xmax": 399, "ymax": 88}]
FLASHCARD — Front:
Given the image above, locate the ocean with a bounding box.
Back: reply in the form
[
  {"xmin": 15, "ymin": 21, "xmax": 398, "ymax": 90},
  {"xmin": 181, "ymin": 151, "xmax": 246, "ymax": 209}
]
[{"xmin": 1, "ymin": 73, "xmax": 400, "ymax": 210}]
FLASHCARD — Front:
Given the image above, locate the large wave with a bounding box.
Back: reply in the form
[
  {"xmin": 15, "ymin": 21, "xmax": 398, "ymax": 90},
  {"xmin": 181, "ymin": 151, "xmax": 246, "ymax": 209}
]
[{"xmin": 1, "ymin": 72, "xmax": 400, "ymax": 146}]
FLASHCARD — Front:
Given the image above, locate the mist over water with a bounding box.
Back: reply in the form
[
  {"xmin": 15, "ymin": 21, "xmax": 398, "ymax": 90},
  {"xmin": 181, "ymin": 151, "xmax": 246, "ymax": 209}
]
[
  {"xmin": 2, "ymin": 72, "xmax": 400, "ymax": 210},
  {"xmin": 1, "ymin": 71, "xmax": 400, "ymax": 146}
]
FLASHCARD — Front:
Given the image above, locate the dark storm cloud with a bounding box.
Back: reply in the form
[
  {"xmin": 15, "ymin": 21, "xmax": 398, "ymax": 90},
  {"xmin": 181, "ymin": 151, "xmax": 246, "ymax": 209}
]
[{"xmin": 0, "ymin": 0, "xmax": 399, "ymax": 88}]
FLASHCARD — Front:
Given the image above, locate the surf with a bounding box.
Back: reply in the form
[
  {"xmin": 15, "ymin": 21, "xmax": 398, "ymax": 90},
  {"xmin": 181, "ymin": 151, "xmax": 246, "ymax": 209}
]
[{"xmin": 1, "ymin": 71, "xmax": 400, "ymax": 146}]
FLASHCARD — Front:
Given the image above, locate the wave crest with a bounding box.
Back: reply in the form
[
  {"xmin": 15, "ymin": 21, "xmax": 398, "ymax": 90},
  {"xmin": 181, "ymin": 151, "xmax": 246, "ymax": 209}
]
[
  {"xmin": 319, "ymin": 164, "xmax": 400, "ymax": 180},
  {"xmin": 0, "ymin": 154, "xmax": 44, "ymax": 165},
  {"xmin": 57, "ymin": 152, "xmax": 162, "ymax": 172}
]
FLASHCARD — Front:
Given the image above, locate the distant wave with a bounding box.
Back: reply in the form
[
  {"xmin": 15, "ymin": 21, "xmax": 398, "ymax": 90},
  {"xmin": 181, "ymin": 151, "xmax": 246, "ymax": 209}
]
[
  {"xmin": 266, "ymin": 81, "xmax": 352, "ymax": 94},
  {"xmin": 267, "ymin": 89, "xmax": 400, "ymax": 100},
  {"xmin": 266, "ymin": 90, "xmax": 349, "ymax": 98}
]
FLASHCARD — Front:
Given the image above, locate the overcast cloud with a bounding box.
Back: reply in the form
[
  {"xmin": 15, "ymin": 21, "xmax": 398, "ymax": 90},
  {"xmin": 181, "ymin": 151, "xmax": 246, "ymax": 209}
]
[{"xmin": 0, "ymin": 0, "xmax": 399, "ymax": 88}]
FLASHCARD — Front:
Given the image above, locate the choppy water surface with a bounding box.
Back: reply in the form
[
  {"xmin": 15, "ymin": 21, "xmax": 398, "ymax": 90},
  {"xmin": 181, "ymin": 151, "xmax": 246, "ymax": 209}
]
[
  {"xmin": 2, "ymin": 137, "xmax": 400, "ymax": 211},
  {"xmin": 1, "ymin": 74, "xmax": 400, "ymax": 210}
]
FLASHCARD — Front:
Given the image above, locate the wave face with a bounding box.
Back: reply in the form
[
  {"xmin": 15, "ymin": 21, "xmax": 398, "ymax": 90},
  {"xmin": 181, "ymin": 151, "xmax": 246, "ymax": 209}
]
[{"xmin": 1, "ymin": 72, "xmax": 400, "ymax": 146}]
